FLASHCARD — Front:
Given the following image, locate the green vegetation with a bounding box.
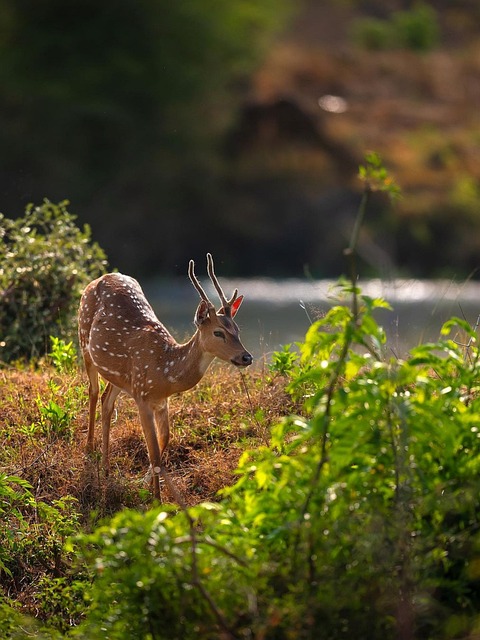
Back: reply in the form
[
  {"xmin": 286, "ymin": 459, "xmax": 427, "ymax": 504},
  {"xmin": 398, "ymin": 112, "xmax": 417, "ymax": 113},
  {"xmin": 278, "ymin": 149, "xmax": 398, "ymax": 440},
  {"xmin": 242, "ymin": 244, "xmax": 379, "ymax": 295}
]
[
  {"xmin": 0, "ymin": 360, "xmax": 288, "ymax": 639},
  {"xmin": 0, "ymin": 200, "xmax": 107, "ymax": 362},
  {"xmin": 4, "ymin": 302, "xmax": 480, "ymax": 637}
]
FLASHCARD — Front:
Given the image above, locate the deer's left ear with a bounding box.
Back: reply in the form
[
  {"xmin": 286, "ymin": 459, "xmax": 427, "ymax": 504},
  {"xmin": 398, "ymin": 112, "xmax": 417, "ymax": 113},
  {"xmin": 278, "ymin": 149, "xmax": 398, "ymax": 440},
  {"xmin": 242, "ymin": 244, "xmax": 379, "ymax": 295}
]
[
  {"xmin": 230, "ymin": 295, "xmax": 244, "ymax": 318},
  {"xmin": 194, "ymin": 300, "xmax": 211, "ymax": 326}
]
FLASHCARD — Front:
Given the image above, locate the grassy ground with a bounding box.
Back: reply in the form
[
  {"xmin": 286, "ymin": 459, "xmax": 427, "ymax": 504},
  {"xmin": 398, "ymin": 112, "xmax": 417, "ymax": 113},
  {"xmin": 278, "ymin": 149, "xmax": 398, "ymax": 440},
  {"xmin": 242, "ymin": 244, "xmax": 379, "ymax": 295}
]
[
  {"xmin": 0, "ymin": 361, "xmax": 291, "ymax": 518},
  {"xmin": 0, "ymin": 360, "xmax": 293, "ymax": 623}
]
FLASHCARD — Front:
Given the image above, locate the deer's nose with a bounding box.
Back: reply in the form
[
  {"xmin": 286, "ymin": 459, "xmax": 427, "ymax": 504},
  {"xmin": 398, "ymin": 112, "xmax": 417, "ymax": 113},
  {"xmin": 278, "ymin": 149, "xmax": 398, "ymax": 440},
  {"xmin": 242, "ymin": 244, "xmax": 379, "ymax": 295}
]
[
  {"xmin": 241, "ymin": 352, "xmax": 253, "ymax": 366},
  {"xmin": 231, "ymin": 351, "xmax": 253, "ymax": 367}
]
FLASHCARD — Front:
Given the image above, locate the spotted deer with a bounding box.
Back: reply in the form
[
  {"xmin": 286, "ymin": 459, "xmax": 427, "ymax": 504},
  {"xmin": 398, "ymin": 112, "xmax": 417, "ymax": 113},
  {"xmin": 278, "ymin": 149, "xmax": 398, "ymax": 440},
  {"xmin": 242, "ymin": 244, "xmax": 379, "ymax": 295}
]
[{"xmin": 78, "ymin": 253, "xmax": 252, "ymax": 499}]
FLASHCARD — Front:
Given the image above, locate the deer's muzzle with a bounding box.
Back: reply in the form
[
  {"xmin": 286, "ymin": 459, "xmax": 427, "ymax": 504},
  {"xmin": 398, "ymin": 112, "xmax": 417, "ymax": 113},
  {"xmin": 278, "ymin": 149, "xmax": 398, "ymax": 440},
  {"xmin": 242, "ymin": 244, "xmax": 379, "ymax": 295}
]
[{"xmin": 231, "ymin": 351, "xmax": 253, "ymax": 367}]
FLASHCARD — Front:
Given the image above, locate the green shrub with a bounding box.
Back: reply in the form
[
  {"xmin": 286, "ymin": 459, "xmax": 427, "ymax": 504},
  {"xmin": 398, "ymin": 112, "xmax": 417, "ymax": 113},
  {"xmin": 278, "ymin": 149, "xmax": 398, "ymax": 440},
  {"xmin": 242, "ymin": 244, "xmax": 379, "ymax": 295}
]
[
  {"xmin": 0, "ymin": 475, "xmax": 80, "ymax": 588},
  {"xmin": 269, "ymin": 343, "xmax": 299, "ymax": 377},
  {"xmin": 0, "ymin": 474, "xmax": 84, "ymax": 638},
  {"xmin": 0, "ymin": 199, "xmax": 107, "ymax": 363},
  {"xmin": 73, "ymin": 286, "xmax": 480, "ymax": 639}
]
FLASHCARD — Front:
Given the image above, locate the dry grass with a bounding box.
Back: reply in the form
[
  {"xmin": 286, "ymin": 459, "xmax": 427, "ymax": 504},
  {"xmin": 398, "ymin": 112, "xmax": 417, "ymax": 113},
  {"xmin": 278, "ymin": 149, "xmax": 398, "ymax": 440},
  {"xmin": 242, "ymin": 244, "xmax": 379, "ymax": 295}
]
[
  {"xmin": 0, "ymin": 362, "xmax": 293, "ymax": 621},
  {"xmin": 0, "ymin": 362, "xmax": 292, "ymax": 519}
]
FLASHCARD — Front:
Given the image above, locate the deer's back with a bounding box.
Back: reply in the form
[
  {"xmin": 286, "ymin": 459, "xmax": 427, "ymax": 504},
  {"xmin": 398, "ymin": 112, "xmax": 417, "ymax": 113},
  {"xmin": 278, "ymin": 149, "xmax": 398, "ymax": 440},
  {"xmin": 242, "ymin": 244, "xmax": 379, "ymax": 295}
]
[{"xmin": 78, "ymin": 274, "xmax": 176, "ymax": 390}]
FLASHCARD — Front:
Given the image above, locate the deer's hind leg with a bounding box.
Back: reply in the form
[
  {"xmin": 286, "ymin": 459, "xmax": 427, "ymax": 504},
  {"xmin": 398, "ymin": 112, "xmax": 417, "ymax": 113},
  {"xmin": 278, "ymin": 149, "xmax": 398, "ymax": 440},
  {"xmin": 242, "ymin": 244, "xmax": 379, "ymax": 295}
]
[
  {"xmin": 101, "ymin": 382, "xmax": 122, "ymax": 477},
  {"xmin": 84, "ymin": 354, "xmax": 100, "ymax": 453},
  {"xmin": 155, "ymin": 400, "xmax": 170, "ymax": 458}
]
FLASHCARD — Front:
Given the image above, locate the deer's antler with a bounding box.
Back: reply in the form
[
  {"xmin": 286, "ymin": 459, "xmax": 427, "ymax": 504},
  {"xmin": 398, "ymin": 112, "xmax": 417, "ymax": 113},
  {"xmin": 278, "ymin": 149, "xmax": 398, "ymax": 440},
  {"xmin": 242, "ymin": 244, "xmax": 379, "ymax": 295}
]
[
  {"xmin": 206, "ymin": 253, "xmax": 238, "ymax": 316},
  {"xmin": 188, "ymin": 258, "xmax": 214, "ymax": 308}
]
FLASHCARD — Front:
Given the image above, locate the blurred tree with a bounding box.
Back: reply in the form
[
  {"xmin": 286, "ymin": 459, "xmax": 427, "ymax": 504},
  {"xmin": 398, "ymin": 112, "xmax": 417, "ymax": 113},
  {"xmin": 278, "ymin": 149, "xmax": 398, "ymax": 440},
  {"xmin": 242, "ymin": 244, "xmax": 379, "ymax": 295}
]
[{"xmin": 0, "ymin": 0, "xmax": 290, "ymax": 274}]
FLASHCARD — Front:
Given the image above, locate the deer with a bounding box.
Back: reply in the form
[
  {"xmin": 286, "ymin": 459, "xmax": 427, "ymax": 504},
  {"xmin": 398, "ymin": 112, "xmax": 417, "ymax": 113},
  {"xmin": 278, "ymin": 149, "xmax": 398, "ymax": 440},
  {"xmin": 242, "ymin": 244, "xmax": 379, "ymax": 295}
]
[{"xmin": 78, "ymin": 253, "xmax": 253, "ymax": 499}]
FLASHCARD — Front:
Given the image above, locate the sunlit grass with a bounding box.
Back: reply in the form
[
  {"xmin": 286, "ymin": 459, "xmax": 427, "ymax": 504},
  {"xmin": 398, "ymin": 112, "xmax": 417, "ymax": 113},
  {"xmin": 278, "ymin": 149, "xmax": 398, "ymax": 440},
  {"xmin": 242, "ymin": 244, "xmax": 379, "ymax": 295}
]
[{"xmin": 0, "ymin": 361, "xmax": 290, "ymax": 515}]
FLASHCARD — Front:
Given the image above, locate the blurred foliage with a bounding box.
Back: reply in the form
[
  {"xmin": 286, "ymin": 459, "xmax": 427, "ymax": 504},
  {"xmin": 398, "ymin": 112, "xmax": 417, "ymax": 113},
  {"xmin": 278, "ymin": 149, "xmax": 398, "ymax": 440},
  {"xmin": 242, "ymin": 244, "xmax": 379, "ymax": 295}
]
[
  {"xmin": 0, "ymin": 200, "xmax": 107, "ymax": 362},
  {"xmin": 0, "ymin": 597, "xmax": 63, "ymax": 640},
  {"xmin": 359, "ymin": 151, "xmax": 401, "ymax": 198},
  {"xmin": 0, "ymin": 0, "xmax": 291, "ymax": 275}
]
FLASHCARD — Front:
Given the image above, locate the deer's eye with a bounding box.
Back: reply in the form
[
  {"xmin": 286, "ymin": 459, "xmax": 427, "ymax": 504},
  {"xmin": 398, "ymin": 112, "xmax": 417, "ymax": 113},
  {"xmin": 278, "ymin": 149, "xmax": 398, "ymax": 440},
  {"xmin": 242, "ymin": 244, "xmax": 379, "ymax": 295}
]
[{"xmin": 214, "ymin": 330, "xmax": 226, "ymax": 340}]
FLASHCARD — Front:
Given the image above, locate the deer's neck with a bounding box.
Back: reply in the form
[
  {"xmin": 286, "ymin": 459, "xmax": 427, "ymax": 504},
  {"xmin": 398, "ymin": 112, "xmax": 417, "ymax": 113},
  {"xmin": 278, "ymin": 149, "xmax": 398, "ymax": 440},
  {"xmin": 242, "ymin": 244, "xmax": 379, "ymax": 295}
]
[{"xmin": 166, "ymin": 331, "xmax": 214, "ymax": 393}]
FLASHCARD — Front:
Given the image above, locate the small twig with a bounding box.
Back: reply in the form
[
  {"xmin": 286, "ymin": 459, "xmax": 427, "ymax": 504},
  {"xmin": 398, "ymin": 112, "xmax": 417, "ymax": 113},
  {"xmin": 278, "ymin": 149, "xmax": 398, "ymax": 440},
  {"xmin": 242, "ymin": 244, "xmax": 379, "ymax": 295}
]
[
  {"xmin": 157, "ymin": 462, "xmax": 187, "ymax": 510},
  {"xmin": 348, "ymin": 187, "xmax": 371, "ymax": 256},
  {"xmin": 465, "ymin": 312, "xmax": 480, "ymax": 362},
  {"xmin": 344, "ymin": 187, "xmax": 370, "ymax": 322},
  {"xmin": 12, "ymin": 440, "xmax": 58, "ymax": 477}
]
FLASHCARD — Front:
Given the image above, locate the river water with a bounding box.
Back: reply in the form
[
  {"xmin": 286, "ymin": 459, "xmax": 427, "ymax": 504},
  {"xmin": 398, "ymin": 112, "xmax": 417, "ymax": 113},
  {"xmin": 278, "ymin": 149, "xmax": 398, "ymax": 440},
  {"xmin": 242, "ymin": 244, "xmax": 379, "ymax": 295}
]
[{"xmin": 144, "ymin": 278, "xmax": 480, "ymax": 363}]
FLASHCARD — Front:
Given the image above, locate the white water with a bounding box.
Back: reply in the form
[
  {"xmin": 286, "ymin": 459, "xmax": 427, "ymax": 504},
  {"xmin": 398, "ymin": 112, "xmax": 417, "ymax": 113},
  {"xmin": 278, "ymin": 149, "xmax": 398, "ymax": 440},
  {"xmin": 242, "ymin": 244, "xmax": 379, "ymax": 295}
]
[{"xmin": 145, "ymin": 278, "xmax": 480, "ymax": 362}]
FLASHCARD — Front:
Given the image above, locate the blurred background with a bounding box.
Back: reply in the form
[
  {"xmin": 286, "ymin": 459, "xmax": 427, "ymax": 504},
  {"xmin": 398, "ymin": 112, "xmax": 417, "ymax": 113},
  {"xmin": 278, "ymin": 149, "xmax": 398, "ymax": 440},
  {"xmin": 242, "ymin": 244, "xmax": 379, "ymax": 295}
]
[{"xmin": 2, "ymin": 0, "xmax": 480, "ymax": 281}]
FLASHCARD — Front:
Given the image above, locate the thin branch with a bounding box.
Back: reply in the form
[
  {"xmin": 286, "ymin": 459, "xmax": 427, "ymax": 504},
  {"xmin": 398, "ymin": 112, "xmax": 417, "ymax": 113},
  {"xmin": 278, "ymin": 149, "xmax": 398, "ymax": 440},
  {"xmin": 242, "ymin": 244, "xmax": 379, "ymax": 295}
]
[{"xmin": 299, "ymin": 329, "xmax": 352, "ymax": 522}]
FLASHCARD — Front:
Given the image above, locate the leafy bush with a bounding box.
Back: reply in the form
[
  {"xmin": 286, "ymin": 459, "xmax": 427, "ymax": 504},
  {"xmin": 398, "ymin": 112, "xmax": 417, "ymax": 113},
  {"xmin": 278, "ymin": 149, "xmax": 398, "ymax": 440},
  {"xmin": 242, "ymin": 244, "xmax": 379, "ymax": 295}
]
[
  {"xmin": 269, "ymin": 343, "xmax": 299, "ymax": 377},
  {"xmin": 0, "ymin": 473, "xmax": 84, "ymax": 638},
  {"xmin": 72, "ymin": 285, "xmax": 480, "ymax": 639},
  {"xmin": 0, "ymin": 475, "xmax": 80, "ymax": 586},
  {"xmin": 0, "ymin": 200, "xmax": 107, "ymax": 362}
]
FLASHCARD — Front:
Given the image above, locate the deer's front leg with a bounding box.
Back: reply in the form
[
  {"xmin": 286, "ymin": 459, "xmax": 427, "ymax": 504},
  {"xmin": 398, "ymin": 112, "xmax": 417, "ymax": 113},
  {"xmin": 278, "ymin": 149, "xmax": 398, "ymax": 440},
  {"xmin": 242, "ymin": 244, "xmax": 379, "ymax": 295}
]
[{"xmin": 138, "ymin": 401, "xmax": 163, "ymax": 500}]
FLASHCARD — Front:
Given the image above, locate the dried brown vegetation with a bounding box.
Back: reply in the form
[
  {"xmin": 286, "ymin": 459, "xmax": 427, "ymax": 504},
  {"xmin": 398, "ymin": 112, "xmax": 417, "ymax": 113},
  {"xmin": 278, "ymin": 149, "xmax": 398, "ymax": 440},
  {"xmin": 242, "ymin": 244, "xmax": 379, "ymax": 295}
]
[{"xmin": 0, "ymin": 362, "xmax": 292, "ymax": 519}]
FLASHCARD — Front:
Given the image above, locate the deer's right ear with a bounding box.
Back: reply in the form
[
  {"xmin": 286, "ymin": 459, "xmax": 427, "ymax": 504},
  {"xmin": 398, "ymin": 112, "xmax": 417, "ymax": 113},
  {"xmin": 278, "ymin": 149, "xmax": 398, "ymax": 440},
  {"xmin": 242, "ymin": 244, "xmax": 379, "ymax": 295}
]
[{"xmin": 194, "ymin": 300, "xmax": 210, "ymax": 326}]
